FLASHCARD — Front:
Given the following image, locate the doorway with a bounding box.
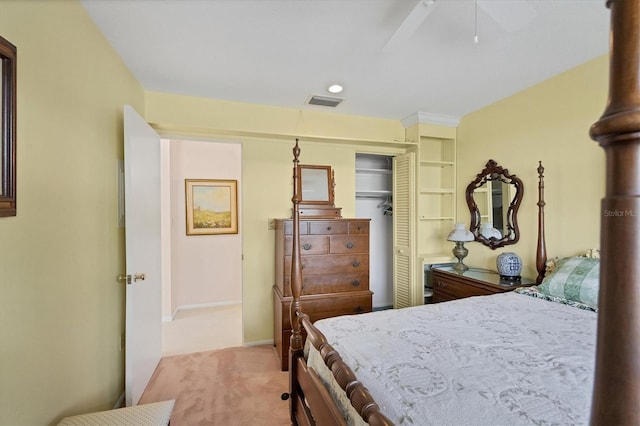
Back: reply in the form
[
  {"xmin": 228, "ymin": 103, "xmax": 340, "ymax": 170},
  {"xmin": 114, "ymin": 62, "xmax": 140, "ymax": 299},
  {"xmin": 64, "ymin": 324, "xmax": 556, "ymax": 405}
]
[
  {"xmin": 161, "ymin": 138, "xmax": 243, "ymax": 355},
  {"xmin": 355, "ymin": 153, "xmax": 393, "ymax": 309}
]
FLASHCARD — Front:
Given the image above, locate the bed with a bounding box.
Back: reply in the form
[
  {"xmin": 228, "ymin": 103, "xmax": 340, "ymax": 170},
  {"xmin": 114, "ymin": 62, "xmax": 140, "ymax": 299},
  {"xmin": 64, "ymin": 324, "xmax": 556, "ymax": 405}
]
[
  {"xmin": 286, "ymin": 2, "xmax": 640, "ymax": 425},
  {"xmin": 308, "ymin": 290, "xmax": 597, "ymax": 425}
]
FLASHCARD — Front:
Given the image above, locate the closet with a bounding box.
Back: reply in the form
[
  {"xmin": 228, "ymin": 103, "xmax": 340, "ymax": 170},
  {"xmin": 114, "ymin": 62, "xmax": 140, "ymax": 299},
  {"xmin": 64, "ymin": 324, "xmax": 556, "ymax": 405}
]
[{"xmin": 355, "ymin": 153, "xmax": 393, "ymax": 309}]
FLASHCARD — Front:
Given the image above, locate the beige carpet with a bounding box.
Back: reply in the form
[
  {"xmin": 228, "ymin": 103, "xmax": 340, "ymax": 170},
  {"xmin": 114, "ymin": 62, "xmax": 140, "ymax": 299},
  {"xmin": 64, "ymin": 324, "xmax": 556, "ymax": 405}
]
[{"xmin": 139, "ymin": 345, "xmax": 290, "ymax": 425}]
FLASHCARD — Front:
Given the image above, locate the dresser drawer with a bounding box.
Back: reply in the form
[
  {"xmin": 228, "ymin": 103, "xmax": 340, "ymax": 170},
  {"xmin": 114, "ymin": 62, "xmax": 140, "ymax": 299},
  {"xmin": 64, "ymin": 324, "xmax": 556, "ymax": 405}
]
[
  {"xmin": 433, "ymin": 276, "xmax": 493, "ymax": 301},
  {"xmin": 285, "ymin": 254, "xmax": 369, "ymax": 275},
  {"xmin": 280, "ymin": 291, "xmax": 372, "ymax": 330},
  {"xmin": 283, "ymin": 236, "xmax": 329, "ymax": 255},
  {"xmin": 306, "ymin": 295, "xmax": 371, "ymax": 323},
  {"xmin": 282, "ymin": 272, "xmax": 369, "ymax": 296},
  {"xmin": 330, "ymin": 235, "xmax": 369, "ymax": 254},
  {"xmin": 282, "ymin": 220, "xmax": 310, "ymax": 235},
  {"xmin": 349, "ymin": 221, "xmax": 369, "ymax": 234},
  {"xmin": 309, "ymin": 221, "xmax": 348, "ymax": 235}
]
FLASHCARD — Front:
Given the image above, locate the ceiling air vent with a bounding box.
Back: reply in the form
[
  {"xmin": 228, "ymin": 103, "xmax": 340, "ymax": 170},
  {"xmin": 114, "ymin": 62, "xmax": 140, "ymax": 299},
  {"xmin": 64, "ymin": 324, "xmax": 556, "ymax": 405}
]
[{"xmin": 308, "ymin": 95, "xmax": 343, "ymax": 107}]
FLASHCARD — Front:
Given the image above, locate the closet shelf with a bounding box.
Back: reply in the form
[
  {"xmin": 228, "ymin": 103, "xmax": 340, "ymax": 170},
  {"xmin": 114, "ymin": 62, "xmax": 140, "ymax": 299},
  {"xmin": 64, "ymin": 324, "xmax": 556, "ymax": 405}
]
[
  {"xmin": 356, "ymin": 190, "xmax": 392, "ymax": 198},
  {"xmin": 419, "ymin": 216, "xmax": 454, "ymax": 221},
  {"xmin": 419, "ymin": 160, "xmax": 454, "ymax": 167},
  {"xmin": 356, "ymin": 168, "xmax": 392, "ymax": 175},
  {"xmin": 420, "ymin": 188, "xmax": 455, "ymax": 194},
  {"xmin": 420, "ymin": 253, "xmax": 457, "ymax": 264}
]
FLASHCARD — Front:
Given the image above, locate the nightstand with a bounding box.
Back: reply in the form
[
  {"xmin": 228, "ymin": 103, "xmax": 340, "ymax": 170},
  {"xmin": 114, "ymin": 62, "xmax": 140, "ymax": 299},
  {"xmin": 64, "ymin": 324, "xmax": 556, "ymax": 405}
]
[{"xmin": 432, "ymin": 266, "xmax": 535, "ymax": 303}]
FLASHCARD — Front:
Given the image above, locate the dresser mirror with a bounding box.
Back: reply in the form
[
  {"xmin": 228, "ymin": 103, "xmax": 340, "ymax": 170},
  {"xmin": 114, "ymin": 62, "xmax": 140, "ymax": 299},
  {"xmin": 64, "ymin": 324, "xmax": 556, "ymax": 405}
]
[
  {"xmin": 295, "ymin": 162, "xmax": 341, "ymax": 218},
  {"xmin": 465, "ymin": 159, "xmax": 523, "ymax": 249},
  {"xmin": 298, "ymin": 164, "xmax": 334, "ymax": 205}
]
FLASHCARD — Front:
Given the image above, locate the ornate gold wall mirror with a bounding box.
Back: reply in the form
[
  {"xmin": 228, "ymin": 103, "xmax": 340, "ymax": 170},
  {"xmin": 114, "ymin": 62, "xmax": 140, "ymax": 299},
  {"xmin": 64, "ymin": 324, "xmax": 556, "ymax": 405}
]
[
  {"xmin": 465, "ymin": 160, "xmax": 523, "ymax": 249},
  {"xmin": 0, "ymin": 35, "xmax": 17, "ymax": 217}
]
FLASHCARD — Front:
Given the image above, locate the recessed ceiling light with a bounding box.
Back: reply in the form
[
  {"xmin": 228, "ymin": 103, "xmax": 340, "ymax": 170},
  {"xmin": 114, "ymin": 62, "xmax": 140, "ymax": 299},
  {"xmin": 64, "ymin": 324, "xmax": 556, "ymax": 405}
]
[{"xmin": 327, "ymin": 84, "xmax": 343, "ymax": 94}]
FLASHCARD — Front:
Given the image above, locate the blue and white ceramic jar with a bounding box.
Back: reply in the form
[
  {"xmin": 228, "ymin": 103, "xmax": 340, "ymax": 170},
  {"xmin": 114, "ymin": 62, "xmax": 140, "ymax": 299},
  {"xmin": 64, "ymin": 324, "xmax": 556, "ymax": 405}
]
[{"xmin": 496, "ymin": 252, "xmax": 522, "ymax": 280}]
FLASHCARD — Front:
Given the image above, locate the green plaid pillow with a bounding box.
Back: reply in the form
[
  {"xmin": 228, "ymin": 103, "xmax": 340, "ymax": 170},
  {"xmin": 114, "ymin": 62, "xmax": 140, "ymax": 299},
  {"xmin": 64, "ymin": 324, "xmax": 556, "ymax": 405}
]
[{"xmin": 538, "ymin": 257, "xmax": 600, "ymax": 310}]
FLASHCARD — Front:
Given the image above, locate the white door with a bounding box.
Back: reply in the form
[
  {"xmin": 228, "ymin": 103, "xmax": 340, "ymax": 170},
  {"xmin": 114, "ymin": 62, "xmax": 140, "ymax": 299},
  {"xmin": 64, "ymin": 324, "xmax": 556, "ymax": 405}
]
[
  {"xmin": 123, "ymin": 105, "xmax": 162, "ymax": 406},
  {"xmin": 392, "ymin": 152, "xmax": 417, "ymax": 308}
]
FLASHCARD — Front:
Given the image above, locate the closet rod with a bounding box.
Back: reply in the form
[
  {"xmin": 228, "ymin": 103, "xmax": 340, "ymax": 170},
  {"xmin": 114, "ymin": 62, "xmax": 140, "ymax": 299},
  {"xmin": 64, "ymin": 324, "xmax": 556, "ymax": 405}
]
[{"xmin": 356, "ymin": 194, "xmax": 391, "ymax": 200}]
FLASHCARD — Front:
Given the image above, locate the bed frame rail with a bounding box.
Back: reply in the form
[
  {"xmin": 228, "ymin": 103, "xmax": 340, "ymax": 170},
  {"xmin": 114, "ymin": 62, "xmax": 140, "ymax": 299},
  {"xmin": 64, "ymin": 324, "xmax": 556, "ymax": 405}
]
[
  {"xmin": 298, "ymin": 313, "xmax": 393, "ymax": 426},
  {"xmin": 293, "ymin": 354, "xmax": 346, "ymax": 426}
]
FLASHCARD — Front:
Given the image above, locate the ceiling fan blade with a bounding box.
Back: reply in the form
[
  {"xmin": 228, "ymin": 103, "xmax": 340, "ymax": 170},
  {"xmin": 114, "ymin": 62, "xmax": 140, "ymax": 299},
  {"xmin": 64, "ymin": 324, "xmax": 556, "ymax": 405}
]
[
  {"xmin": 477, "ymin": 0, "xmax": 537, "ymax": 33},
  {"xmin": 382, "ymin": 0, "xmax": 437, "ymax": 53}
]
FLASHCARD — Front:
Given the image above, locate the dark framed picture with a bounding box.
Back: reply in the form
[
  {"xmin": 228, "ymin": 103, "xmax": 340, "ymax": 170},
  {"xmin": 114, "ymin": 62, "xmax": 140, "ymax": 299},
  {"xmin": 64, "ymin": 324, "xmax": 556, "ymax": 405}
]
[{"xmin": 0, "ymin": 35, "xmax": 16, "ymax": 217}]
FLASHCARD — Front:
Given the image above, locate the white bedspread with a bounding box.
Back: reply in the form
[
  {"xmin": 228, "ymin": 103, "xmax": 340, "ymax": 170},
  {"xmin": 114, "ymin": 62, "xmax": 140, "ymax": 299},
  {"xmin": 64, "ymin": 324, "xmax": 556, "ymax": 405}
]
[{"xmin": 307, "ymin": 292, "xmax": 596, "ymax": 425}]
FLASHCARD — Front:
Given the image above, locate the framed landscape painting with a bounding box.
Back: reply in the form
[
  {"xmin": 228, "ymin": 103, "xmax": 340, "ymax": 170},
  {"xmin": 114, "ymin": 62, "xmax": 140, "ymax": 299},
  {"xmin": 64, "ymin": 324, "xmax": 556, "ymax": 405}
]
[{"xmin": 185, "ymin": 179, "xmax": 238, "ymax": 235}]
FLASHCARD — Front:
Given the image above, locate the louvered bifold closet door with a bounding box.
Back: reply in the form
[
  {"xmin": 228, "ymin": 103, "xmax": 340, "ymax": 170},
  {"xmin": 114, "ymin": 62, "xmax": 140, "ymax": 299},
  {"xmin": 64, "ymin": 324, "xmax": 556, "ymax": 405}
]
[{"xmin": 392, "ymin": 152, "xmax": 416, "ymax": 309}]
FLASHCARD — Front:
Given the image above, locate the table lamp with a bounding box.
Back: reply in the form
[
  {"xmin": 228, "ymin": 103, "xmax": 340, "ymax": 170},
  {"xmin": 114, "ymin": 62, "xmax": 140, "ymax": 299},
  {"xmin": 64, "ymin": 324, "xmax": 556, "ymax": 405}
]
[{"xmin": 447, "ymin": 223, "xmax": 475, "ymax": 272}]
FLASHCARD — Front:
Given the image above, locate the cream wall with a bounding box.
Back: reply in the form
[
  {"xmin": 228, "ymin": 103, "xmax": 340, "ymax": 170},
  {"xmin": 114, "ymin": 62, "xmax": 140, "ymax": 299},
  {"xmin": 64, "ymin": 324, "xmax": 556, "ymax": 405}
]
[
  {"xmin": 145, "ymin": 91, "xmax": 408, "ymax": 343},
  {"xmin": 456, "ymin": 55, "xmax": 608, "ymax": 279},
  {"xmin": 0, "ymin": 1, "xmax": 144, "ymax": 425}
]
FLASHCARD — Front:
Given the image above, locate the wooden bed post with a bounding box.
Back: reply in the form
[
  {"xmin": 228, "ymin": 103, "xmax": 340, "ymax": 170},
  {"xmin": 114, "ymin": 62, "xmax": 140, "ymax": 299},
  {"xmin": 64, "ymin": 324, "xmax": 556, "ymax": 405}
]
[
  {"xmin": 535, "ymin": 161, "xmax": 547, "ymax": 284},
  {"xmin": 289, "ymin": 139, "xmax": 303, "ymax": 422},
  {"xmin": 590, "ymin": 1, "xmax": 640, "ymax": 424}
]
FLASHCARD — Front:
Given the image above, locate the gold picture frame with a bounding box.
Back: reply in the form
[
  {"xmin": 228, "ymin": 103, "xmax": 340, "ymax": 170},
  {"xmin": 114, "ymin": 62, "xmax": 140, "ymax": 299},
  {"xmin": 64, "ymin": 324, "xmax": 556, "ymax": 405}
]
[{"xmin": 185, "ymin": 179, "xmax": 238, "ymax": 235}]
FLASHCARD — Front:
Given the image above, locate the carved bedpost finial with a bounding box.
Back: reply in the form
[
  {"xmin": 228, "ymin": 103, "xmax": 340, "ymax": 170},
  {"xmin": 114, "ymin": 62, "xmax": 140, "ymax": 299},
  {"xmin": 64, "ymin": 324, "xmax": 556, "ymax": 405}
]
[
  {"xmin": 292, "ymin": 139, "xmax": 301, "ymax": 207},
  {"xmin": 537, "ymin": 161, "xmax": 544, "ymax": 179},
  {"xmin": 290, "ymin": 138, "xmax": 303, "ymax": 364},
  {"xmin": 536, "ymin": 161, "xmax": 547, "ymax": 284},
  {"xmin": 293, "ymin": 138, "xmax": 300, "ymax": 165},
  {"xmin": 537, "ymin": 161, "xmax": 545, "ymax": 209}
]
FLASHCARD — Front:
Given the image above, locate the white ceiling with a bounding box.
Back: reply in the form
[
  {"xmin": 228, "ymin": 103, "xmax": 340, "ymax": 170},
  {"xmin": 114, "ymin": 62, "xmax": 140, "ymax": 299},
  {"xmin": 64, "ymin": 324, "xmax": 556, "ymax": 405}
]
[{"xmin": 80, "ymin": 0, "xmax": 611, "ymax": 123}]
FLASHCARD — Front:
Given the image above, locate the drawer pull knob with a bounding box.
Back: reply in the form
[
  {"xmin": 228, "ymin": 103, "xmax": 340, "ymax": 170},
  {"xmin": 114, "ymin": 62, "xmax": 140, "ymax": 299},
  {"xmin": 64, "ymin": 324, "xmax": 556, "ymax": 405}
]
[
  {"xmin": 302, "ymin": 243, "xmax": 312, "ymax": 250},
  {"xmin": 354, "ymin": 306, "xmax": 363, "ymax": 313},
  {"xmin": 301, "ymin": 264, "xmax": 305, "ymax": 270},
  {"xmin": 351, "ymin": 280, "xmax": 361, "ymax": 287},
  {"xmin": 327, "ymin": 226, "xmax": 332, "ymax": 230},
  {"xmin": 346, "ymin": 242, "xmax": 355, "ymax": 249},
  {"xmin": 437, "ymin": 281, "xmax": 446, "ymax": 287},
  {"xmin": 352, "ymin": 261, "xmax": 361, "ymax": 268}
]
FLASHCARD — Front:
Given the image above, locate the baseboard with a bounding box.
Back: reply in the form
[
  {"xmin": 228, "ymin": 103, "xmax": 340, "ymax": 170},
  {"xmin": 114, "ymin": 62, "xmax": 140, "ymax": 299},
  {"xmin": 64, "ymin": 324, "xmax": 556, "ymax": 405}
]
[
  {"xmin": 113, "ymin": 391, "xmax": 125, "ymax": 409},
  {"xmin": 373, "ymin": 305, "xmax": 393, "ymax": 312},
  {"xmin": 166, "ymin": 300, "xmax": 242, "ymax": 321},
  {"xmin": 244, "ymin": 339, "xmax": 274, "ymax": 347}
]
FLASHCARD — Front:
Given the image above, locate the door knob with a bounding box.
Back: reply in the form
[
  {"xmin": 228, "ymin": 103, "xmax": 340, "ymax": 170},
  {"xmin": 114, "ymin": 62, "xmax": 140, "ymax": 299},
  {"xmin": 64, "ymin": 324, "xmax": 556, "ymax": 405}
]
[
  {"xmin": 117, "ymin": 274, "xmax": 131, "ymax": 285},
  {"xmin": 117, "ymin": 273, "xmax": 146, "ymax": 285}
]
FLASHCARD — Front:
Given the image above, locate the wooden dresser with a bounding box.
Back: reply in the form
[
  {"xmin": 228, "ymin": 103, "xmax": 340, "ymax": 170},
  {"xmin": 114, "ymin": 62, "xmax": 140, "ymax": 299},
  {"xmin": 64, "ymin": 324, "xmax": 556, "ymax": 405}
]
[
  {"xmin": 432, "ymin": 266, "xmax": 535, "ymax": 303},
  {"xmin": 273, "ymin": 218, "xmax": 372, "ymax": 371}
]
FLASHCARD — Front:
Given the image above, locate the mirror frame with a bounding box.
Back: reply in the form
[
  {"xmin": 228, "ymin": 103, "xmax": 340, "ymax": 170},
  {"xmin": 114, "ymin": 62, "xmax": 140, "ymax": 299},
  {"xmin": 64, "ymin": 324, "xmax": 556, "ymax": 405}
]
[
  {"xmin": 465, "ymin": 159, "xmax": 523, "ymax": 249},
  {"xmin": 0, "ymin": 35, "xmax": 16, "ymax": 217},
  {"xmin": 297, "ymin": 164, "xmax": 335, "ymax": 206}
]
